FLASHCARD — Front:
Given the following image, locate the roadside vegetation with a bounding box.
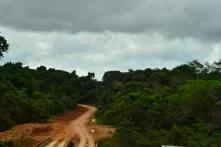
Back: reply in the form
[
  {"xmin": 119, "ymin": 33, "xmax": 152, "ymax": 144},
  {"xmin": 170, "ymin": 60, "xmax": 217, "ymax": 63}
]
[
  {"xmin": 97, "ymin": 60, "xmax": 221, "ymax": 146},
  {"xmin": 0, "ymin": 136, "xmax": 33, "ymax": 147},
  {"xmin": 0, "ymin": 62, "xmax": 97, "ymax": 132}
]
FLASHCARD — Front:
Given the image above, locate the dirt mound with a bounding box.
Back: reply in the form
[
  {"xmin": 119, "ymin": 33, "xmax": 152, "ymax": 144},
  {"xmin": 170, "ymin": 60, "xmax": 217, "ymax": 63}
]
[
  {"xmin": 0, "ymin": 105, "xmax": 115, "ymax": 147},
  {"xmin": 55, "ymin": 106, "xmax": 87, "ymax": 122},
  {"xmin": 31, "ymin": 126, "xmax": 52, "ymax": 136},
  {"xmin": 0, "ymin": 105, "xmax": 87, "ymax": 145}
]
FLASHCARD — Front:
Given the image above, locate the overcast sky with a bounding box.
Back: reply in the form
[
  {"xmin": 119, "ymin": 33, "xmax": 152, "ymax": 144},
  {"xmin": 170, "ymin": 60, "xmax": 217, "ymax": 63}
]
[{"xmin": 0, "ymin": 0, "xmax": 221, "ymax": 79}]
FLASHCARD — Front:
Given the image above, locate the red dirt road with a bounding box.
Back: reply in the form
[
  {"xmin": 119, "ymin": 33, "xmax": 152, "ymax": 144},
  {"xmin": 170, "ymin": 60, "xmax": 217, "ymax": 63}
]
[
  {"xmin": 0, "ymin": 104, "xmax": 114, "ymax": 147},
  {"xmin": 44, "ymin": 104, "xmax": 97, "ymax": 147},
  {"xmin": 73, "ymin": 104, "xmax": 96, "ymax": 147}
]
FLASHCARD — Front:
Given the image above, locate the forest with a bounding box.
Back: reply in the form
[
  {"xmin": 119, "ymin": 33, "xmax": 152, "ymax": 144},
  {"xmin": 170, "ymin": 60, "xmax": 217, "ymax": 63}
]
[
  {"xmin": 0, "ymin": 62, "xmax": 97, "ymax": 131},
  {"xmin": 97, "ymin": 60, "xmax": 221, "ymax": 146},
  {"xmin": 1, "ymin": 35, "xmax": 221, "ymax": 146}
]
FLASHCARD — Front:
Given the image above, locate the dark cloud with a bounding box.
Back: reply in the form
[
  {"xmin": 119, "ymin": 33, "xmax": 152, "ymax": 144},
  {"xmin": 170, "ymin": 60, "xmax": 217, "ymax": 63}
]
[
  {"xmin": 0, "ymin": 1, "xmax": 221, "ymax": 79},
  {"xmin": 1, "ymin": 26, "xmax": 219, "ymax": 79},
  {"xmin": 0, "ymin": 0, "xmax": 221, "ymax": 41}
]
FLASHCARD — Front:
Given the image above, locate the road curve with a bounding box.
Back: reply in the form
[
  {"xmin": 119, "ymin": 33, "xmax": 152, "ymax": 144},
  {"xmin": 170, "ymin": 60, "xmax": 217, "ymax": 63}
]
[
  {"xmin": 73, "ymin": 104, "xmax": 97, "ymax": 147},
  {"xmin": 44, "ymin": 104, "xmax": 97, "ymax": 147}
]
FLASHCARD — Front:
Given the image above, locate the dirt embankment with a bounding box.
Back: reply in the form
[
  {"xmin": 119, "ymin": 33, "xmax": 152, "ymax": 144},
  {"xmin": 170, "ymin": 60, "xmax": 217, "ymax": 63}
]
[
  {"xmin": 0, "ymin": 104, "xmax": 115, "ymax": 147},
  {"xmin": 0, "ymin": 105, "xmax": 87, "ymax": 146}
]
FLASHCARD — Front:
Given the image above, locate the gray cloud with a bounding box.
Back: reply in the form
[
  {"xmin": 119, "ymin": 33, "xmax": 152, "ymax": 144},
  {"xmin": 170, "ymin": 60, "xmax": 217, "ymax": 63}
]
[
  {"xmin": 0, "ymin": 0, "xmax": 221, "ymax": 41},
  {"xmin": 0, "ymin": 1, "xmax": 221, "ymax": 79},
  {"xmin": 0, "ymin": 25, "xmax": 219, "ymax": 79}
]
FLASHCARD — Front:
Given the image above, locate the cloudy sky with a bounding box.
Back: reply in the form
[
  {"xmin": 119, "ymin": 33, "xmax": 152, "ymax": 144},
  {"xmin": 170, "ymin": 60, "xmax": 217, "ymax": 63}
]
[{"xmin": 0, "ymin": 0, "xmax": 221, "ymax": 79}]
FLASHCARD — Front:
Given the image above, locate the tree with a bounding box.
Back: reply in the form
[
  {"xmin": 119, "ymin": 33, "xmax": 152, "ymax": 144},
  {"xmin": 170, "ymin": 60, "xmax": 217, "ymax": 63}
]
[
  {"xmin": 87, "ymin": 72, "xmax": 95, "ymax": 80},
  {"xmin": 214, "ymin": 59, "xmax": 221, "ymax": 72},
  {"xmin": 149, "ymin": 72, "xmax": 169, "ymax": 87},
  {"xmin": 0, "ymin": 35, "xmax": 9, "ymax": 58},
  {"xmin": 103, "ymin": 71, "xmax": 123, "ymax": 85}
]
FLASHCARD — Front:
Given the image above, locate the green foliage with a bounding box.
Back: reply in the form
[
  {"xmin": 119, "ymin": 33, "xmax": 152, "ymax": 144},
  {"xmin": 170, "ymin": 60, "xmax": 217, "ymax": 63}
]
[
  {"xmin": 0, "ymin": 62, "xmax": 96, "ymax": 131},
  {"xmin": 97, "ymin": 61, "xmax": 221, "ymax": 146},
  {"xmin": 0, "ymin": 35, "xmax": 9, "ymax": 58},
  {"xmin": 0, "ymin": 136, "xmax": 34, "ymax": 147},
  {"xmin": 98, "ymin": 138, "xmax": 122, "ymax": 147},
  {"xmin": 0, "ymin": 140, "xmax": 15, "ymax": 147}
]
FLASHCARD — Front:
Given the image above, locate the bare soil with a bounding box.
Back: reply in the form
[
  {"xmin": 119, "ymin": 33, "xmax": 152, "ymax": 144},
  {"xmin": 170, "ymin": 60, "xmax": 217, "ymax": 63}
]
[
  {"xmin": 0, "ymin": 105, "xmax": 87, "ymax": 145},
  {"xmin": 0, "ymin": 104, "xmax": 115, "ymax": 147}
]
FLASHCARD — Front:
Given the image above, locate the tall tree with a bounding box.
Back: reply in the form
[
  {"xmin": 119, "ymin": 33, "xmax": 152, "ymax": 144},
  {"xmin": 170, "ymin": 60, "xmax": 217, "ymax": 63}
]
[{"xmin": 0, "ymin": 35, "xmax": 9, "ymax": 58}]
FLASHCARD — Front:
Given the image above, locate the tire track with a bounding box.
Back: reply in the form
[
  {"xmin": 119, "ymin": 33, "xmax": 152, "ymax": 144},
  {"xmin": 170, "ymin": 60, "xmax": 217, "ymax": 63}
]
[{"xmin": 44, "ymin": 105, "xmax": 96, "ymax": 147}]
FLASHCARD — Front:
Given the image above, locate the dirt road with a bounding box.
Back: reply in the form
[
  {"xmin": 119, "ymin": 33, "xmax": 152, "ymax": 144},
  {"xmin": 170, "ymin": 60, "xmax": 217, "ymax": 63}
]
[
  {"xmin": 73, "ymin": 105, "xmax": 96, "ymax": 147},
  {"xmin": 45, "ymin": 104, "xmax": 97, "ymax": 147},
  {"xmin": 0, "ymin": 104, "xmax": 113, "ymax": 147}
]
